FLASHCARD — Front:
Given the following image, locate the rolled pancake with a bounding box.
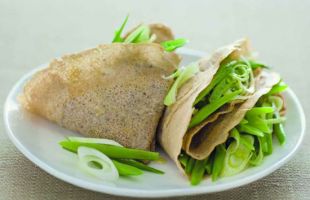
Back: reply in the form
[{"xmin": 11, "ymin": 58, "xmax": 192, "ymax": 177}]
[
  {"xmin": 158, "ymin": 38, "xmax": 280, "ymax": 173},
  {"xmin": 20, "ymin": 43, "xmax": 180, "ymax": 151},
  {"xmin": 183, "ymin": 69, "xmax": 280, "ymax": 159}
]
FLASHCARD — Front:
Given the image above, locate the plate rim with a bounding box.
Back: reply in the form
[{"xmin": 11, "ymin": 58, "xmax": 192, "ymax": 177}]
[{"xmin": 3, "ymin": 48, "xmax": 306, "ymax": 198}]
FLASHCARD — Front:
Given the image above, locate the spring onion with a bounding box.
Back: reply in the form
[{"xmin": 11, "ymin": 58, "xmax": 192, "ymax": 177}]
[
  {"xmin": 185, "ymin": 157, "xmax": 196, "ymax": 175},
  {"xmin": 78, "ymin": 147, "xmax": 119, "ymax": 181},
  {"xmin": 268, "ymin": 81, "xmax": 288, "ymax": 95},
  {"xmin": 164, "ymin": 64, "xmax": 200, "ymax": 106},
  {"xmin": 161, "ymin": 38, "xmax": 188, "ymax": 52},
  {"xmin": 190, "ymin": 59, "xmax": 254, "ymax": 127},
  {"xmin": 221, "ymin": 134, "xmax": 254, "ymax": 177},
  {"xmin": 190, "ymin": 159, "xmax": 207, "ymax": 185},
  {"xmin": 112, "ymin": 160, "xmax": 143, "ymax": 176},
  {"xmin": 67, "ymin": 136, "xmax": 122, "ymax": 147},
  {"xmin": 116, "ymin": 159, "xmax": 164, "ymax": 174},
  {"xmin": 179, "ymin": 153, "xmax": 189, "ymax": 168},
  {"xmin": 211, "ymin": 144, "xmax": 226, "ymax": 181},
  {"xmin": 112, "ymin": 15, "xmax": 129, "ymax": 43},
  {"xmin": 60, "ymin": 140, "xmax": 160, "ymax": 160}
]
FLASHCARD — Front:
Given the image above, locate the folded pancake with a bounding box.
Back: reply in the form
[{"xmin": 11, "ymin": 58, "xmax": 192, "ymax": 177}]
[
  {"xmin": 159, "ymin": 38, "xmax": 281, "ymax": 174},
  {"xmin": 20, "ymin": 28, "xmax": 180, "ymax": 151}
]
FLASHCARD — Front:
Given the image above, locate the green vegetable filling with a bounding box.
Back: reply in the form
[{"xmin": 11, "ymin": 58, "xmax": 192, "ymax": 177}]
[
  {"xmin": 112, "ymin": 15, "xmax": 187, "ymax": 51},
  {"xmin": 178, "ymin": 80, "xmax": 287, "ymax": 185}
]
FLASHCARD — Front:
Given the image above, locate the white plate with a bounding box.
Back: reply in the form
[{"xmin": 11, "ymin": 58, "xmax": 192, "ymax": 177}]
[{"xmin": 3, "ymin": 48, "xmax": 306, "ymax": 198}]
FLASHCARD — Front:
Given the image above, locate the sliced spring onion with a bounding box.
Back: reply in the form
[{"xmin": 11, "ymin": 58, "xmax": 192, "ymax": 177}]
[
  {"xmin": 112, "ymin": 160, "xmax": 143, "ymax": 176},
  {"xmin": 246, "ymin": 107, "xmax": 274, "ymax": 117},
  {"xmin": 59, "ymin": 141, "xmax": 160, "ymax": 160},
  {"xmin": 164, "ymin": 64, "xmax": 200, "ymax": 106},
  {"xmin": 124, "ymin": 25, "xmax": 153, "ymax": 43},
  {"xmin": 249, "ymin": 137, "xmax": 264, "ymax": 166},
  {"xmin": 248, "ymin": 60, "xmax": 268, "ymax": 69},
  {"xmin": 238, "ymin": 124, "xmax": 264, "ymax": 137},
  {"xmin": 116, "ymin": 159, "xmax": 164, "ymax": 174},
  {"xmin": 112, "ymin": 15, "xmax": 129, "ymax": 43},
  {"xmin": 221, "ymin": 135, "xmax": 254, "ymax": 177},
  {"xmin": 212, "ymin": 144, "xmax": 226, "ymax": 181},
  {"xmin": 190, "ymin": 158, "xmax": 207, "ymax": 185},
  {"xmin": 78, "ymin": 147, "xmax": 119, "ymax": 181},
  {"xmin": 191, "ymin": 59, "xmax": 254, "ymax": 128},
  {"xmin": 268, "ymin": 81, "xmax": 288, "ymax": 95},
  {"xmin": 194, "ymin": 61, "xmax": 234, "ymax": 105},
  {"xmin": 189, "ymin": 90, "xmax": 240, "ymax": 128},
  {"xmin": 185, "ymin": 157, "xmax": 196, "ymax": 175},
  {"xmin": 179, "ymin": 153, "xmax": 189, "ymax": 168},
  {"xmin": 67, "ymin": 136, "xmax": 122, "ymax": 147},
  {"xmin": 273, "ymin": 103, "xmax": 286, "ymax": 145},
  {"xmin": 161, "ymin": 38, "xmax": 188, "ymax": 52},
  {"xmin": 205, "ymin": 156, "xmax": 213, "ymax": 175}
]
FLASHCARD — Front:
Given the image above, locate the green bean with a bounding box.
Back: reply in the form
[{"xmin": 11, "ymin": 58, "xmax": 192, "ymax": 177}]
[
  {"xmin": 112, "ymin": 160, "xmax": 143, "ymax": 176},
  {"xmin": 238, "ymin": 124, "xmax": 264, "ymax": 137},
  {"xmin": 212, "ymin": 144, "xmax": 226, "ymax": 181},
  {"xmin": 190, "ymin": 90, "xmax": 240, "ymax": 128},
  {"xmin": 179, "ymin": 154, "xmax": 189, "ymax": 168},
  {"xmin": 116, "ymin": 159, "xmax": 164, "ymax": 174},
  {"xmin": 190, "ymin": 159, "xmax": 208, "ymax": 185},
  {"xmin": 59, "ymin": 141, "xmax": 160, "ymax": 160},
  {"xmin": 185, "ymin": 157, "xmax": 196, "ymax": 175}
]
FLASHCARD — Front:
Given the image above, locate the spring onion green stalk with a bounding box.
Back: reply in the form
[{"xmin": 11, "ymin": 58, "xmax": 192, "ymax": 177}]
[
  {"xmin": 59, "ymin": 141, "xmax": 160, "ymax": 160},
  {"xmin": 78, "ymin": 147, "xmax": 119, "ymax": 181},
  {"xmin": 116, "ymin": 159, "xmax": 164, "ymax": 174},
  {"xmin": 112, "ymin": 15, "xmax": 129, "ymax": 43},
  {"xmin": 124, "ymin": 25, "xmax": 155, "ymax": 43},
  {"xmin": 248, "ymin": 60, "xmax": 268, "ymax": 69},
  {"xmin": 164, "ymin": 64, "xmax": 200, "ymax": 106},
  {"xmin": 185, "ymin": 157, "xmax": 196, "ymax": 175},
  {"xmin": 238, "ymin": 124, "xmax": 264, "ymax": 137},
  {"xmin": 161, "ymin": 38, "xmax": 188, "ymax": 52},
  {"xmin": 205, "ymin": 156, "xmax": 213, "ymax": 174},
  {"xmin": 179, "ymin": 153, "xmax": 189, "ymax": 168},
  {"xmin": 273, "ymin": 103, "xmax": 286, "ymax": 145},
  {"xmin": 268, "ymin": 81, "xmax": 288, "ymax": 95},
  {"xmin": 112, "ymin": 16, "xmax": 187, "ymax": 52},
  {"xmin": 190, "ymin": 159, "xmax": 207, "ymax": 185},
  {"xmin": 189, "ymin": 90, "xmax": 240, "ymax": 128},
  {"xmin": 67, "ymin": 136, "xmax": 123, "ymax": 147},
  {"xmin": 249, "ymin": 137, "xmax": 264, "ymax": 166},
  {"xmin": 211, "ymin": 144, "xmax": 226, "ymax": 181},
  {"xmin": 112, "ymin": 160, "xmax": 143, "ymax": 176},
  {"xmin": 190, "ymin": 59, "xmax": 254, "ymax": 127}
]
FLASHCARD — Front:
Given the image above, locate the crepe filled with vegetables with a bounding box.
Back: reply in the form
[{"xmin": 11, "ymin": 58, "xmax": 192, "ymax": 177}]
[
  {"xmin": 18, "ymin": 16, "xmax": 288, "ymax": 185},
  {"xmin": 159, "ymin": 38, "xmax": 287, "ymax": 185},
  {"xmin": 20, "ymin": 19, "xmax": 185, "ymax": 151}
]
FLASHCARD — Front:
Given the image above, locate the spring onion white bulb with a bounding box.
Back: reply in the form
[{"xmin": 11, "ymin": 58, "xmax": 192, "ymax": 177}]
[{"xmin": 78, "ymin": 147, "xmax": 119, "ymax": 181}]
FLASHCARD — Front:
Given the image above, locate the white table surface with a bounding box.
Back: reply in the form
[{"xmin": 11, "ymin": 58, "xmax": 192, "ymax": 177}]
[{"xmin": 1, "ymin": 0, "xmax": 309, "ymax": 199}]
